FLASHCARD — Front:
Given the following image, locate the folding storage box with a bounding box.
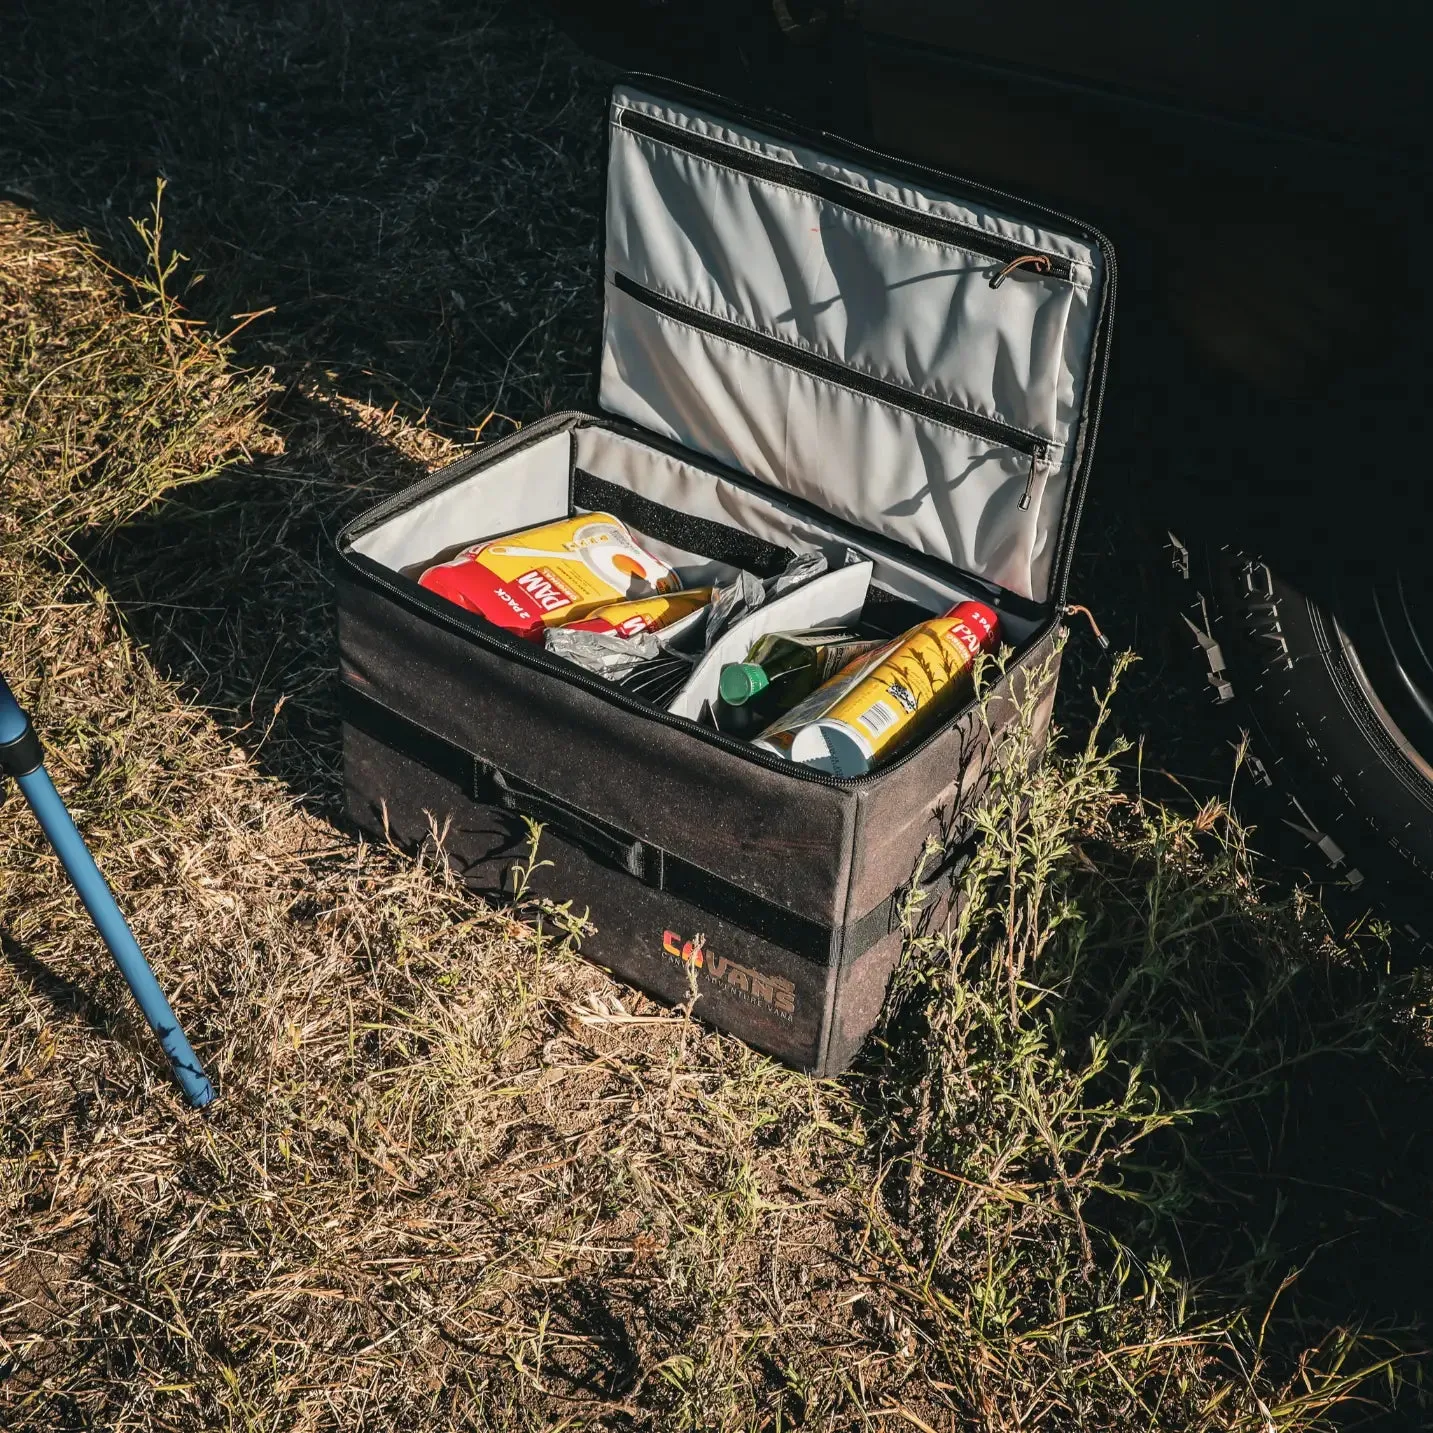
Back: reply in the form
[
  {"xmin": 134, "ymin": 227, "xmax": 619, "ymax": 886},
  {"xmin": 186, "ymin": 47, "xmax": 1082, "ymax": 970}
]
[{"xmin": 336, "ymin": 78, "xmax": 1114, "ymax": 1076}]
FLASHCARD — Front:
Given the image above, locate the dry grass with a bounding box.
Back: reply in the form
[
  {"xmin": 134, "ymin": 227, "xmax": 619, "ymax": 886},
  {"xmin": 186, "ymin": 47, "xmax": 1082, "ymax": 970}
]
[{"xmin": 0, "ymin": 4, "xmax": 1429, "ymax": 1427}]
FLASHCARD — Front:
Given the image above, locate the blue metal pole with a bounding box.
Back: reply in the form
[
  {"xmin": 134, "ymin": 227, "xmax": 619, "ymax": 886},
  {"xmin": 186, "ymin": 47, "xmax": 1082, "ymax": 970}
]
[{"xmin": 0, "ymin": 671, "xmax": 215, "ymax": 1108}]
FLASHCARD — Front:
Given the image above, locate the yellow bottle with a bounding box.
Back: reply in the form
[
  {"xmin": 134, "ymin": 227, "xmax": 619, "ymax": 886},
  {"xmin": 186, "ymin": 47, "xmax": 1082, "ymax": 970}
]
[{"xmin": 755, "ymin": 601, "xmax": 1000, "ymax": 776}]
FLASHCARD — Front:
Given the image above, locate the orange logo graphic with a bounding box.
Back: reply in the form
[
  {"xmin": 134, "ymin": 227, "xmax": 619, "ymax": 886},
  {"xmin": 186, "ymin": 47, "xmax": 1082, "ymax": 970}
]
[{"xmin": 660, "ymin": 929, "xmax": 796, "ymax": 1017}]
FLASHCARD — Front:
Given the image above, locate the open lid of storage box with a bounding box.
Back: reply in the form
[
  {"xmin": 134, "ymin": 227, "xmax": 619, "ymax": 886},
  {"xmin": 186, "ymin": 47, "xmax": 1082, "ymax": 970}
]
[{"xmin": 599, "ymin": 81, "xmax": 1114, "ymax": 609}]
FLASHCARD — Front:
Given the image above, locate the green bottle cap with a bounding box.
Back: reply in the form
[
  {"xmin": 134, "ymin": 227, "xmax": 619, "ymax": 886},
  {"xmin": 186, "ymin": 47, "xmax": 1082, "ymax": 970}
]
[{"xmin": 719, "ymin": 662, "xmax": 770, "ymax": 705}]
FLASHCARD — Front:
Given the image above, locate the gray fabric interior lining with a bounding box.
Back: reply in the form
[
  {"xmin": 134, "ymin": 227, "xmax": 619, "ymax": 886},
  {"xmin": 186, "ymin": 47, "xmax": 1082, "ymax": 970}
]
[
  {"xmin": 614, "ymin": 93, "xmax": 1098, "ymax": 285},
  {"xmin": 572, "ymin": 426, "xmax": 1012, "ymax": 623},
  {"xmin": 350, "ymin": 423, "xmax": 1038, "ymax": 653},
  {"xmin": 602, "ymin": 85, "xmax": 1106, "ymax": 603},
  {"xmin": 348, "ymin": 426, "xmax": 742, "ymax": 590},
  {"xmin": 351, "ymin": 422, "xmax": 977, "ymax": 612},
  {"xmin": 349, "ymin": 431, "xmax": 571, "ymax": 571},
  {"xmin": 600, "ymin": 290, "xmax": 1052, "ymax": 594}
]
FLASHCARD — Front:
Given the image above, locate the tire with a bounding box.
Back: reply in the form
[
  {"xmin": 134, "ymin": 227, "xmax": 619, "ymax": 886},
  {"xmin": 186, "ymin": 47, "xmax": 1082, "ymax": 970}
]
[{"xmin": 1168, "ymin": 536, "xmax": 1433, "ymax": 943}]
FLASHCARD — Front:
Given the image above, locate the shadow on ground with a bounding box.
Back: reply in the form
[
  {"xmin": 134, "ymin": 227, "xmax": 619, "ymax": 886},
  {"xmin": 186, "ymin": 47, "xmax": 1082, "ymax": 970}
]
[
  {"xmin": 0, "ymin": 930, "xmax": 128, "ymax": 1046},
  {"xmin": 3, "ymin": 0, "xmax": 610, "ymax": 813},
  {"xmin": 76, "ymin": 389, "xmax": 436, "ymax": 817},
  {"xmin": 1197, "ymin": 1045, "xmax": 1433, "ymax": 1364}
]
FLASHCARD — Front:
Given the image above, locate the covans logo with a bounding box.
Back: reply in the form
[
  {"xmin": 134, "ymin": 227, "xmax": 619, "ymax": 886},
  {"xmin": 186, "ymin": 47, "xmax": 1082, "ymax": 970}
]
[{"xmin": 661, "ymin": 930, "xmax": 796, "ymax": 1018}]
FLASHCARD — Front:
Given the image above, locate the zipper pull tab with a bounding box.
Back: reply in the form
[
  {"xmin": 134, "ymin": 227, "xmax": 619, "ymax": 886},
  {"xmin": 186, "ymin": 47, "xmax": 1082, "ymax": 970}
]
[
  {"xmin": 991, "ymin": 253, "xmax": 1053, "ymax": 289},
  {"xmin": 1064, "ymin": 603, "xmax": 1110, "ymax": 650},
  {"xmin": 1018, "ymin": 449, "xmax": 1046, "ymax": 511}
]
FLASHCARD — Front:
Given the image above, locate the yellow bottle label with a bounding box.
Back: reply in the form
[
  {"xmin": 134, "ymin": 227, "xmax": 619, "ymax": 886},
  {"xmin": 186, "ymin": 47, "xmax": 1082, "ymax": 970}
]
[{"xmin": 758, "ymin": 602, "xmax": 1000, "ymax": 774}]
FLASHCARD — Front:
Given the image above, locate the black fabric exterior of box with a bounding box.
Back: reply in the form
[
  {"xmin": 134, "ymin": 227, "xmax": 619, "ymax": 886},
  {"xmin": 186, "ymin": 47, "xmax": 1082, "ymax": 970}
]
[
  {"xmin": 336, "ymin": 430, "xmax": 1064, "ymax": 1072},
  {"xmin": 334, "ymin": 75, "xmax": 1108, "ymax": 1075}
]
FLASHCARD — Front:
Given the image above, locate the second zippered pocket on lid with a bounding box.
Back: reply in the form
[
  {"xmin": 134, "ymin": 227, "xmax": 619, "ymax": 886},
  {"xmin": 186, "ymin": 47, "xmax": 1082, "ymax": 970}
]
[{"xmin": 608, "ymin": 271, "xmax": 1054, "ymax": 514}]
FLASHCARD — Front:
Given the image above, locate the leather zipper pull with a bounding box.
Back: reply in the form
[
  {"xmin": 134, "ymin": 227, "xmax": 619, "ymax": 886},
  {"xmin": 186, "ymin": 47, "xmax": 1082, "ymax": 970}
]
[
  {"xmin": 1064, "ymin": 603, "xmax": 1110, "ymax": 650},
  {"xmin": 991, "ymin": 253, "xmax": 1053, "ymax": 289}
]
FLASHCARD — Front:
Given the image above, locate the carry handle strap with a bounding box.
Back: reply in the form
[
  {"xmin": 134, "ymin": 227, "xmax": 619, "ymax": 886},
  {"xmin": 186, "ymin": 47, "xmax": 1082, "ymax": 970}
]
[
  {"xmin": 843, "ymin": 827, "xmax": 979, "ymax": 954},
  {"xmin": 340, "ymin": 681, "xmax": 886, "ymax": 961},
  {"xmin": 485, "ymin": 753, "xmax": 973, "ymax": 939},
  {"xmin": 476, "ymin": 760, "xmax": 659, "ymax": 885}
]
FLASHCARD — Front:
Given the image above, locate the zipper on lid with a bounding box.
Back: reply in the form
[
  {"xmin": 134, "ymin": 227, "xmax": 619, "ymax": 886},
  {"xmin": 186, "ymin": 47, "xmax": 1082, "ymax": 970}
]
[
  {"xmin": 610, "ymin": 270, "xmax": 1050, "ymax": 500},
  {"xmin": 1018, "ymin": 453, "xmax": 1044, "ymax": 512},
  {"xmin": 616, "ymin": 106, "xmax": 1076, "ymax": 285}
]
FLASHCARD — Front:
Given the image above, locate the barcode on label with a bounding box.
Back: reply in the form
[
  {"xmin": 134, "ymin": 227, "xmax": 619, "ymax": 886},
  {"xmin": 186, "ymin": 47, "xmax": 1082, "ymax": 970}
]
[{"xmin": 858, "ymin": 702, "xmax": 898, "ymax": 737}]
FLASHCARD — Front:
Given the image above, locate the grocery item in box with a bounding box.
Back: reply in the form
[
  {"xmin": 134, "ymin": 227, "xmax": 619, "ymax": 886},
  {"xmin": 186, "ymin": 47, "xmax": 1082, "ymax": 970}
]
[
  {"xmin": 756, "ymin": 602, "xmax": 1000, "ymax": 775},
  {"xmin": 418, "ymin": 513, "xmax": 679, "ymax": 640},
  {"xmin": 714, "ymin": 629, "xmax": 885, "ymax": 738}
]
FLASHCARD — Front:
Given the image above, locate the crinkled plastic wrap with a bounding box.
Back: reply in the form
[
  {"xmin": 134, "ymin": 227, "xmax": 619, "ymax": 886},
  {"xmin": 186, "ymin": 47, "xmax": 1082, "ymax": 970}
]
[{"xmin": 702, "ymin": 551, "xmax": 829, "ymax": 648}]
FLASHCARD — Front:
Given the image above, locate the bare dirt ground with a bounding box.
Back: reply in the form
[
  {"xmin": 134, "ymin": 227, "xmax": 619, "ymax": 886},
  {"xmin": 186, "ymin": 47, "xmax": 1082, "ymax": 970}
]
[{"xmin": 1, "ymin": 3, "xmax": 1429, "ymax": 1428}]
